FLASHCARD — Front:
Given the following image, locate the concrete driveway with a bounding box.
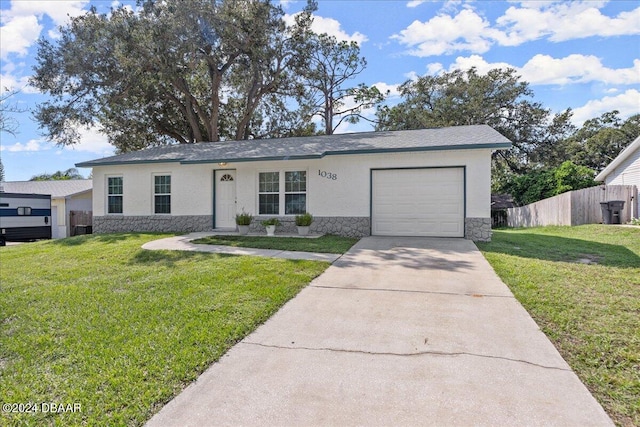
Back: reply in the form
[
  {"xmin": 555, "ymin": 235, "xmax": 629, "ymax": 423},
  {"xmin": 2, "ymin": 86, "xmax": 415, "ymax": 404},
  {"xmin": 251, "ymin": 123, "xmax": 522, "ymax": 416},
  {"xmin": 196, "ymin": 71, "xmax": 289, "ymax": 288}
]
[{"xmin": 146, "ymin": 236, "xmax": 613, "ymax": 426}]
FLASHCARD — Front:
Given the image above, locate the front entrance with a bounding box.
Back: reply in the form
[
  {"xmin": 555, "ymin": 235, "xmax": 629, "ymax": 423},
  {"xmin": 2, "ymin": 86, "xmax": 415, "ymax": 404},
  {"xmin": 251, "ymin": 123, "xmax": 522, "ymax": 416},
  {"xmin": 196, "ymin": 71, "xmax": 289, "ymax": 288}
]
[{"xmin": 215, "ymin": 170, "xmax": 237, "ymax": 228}]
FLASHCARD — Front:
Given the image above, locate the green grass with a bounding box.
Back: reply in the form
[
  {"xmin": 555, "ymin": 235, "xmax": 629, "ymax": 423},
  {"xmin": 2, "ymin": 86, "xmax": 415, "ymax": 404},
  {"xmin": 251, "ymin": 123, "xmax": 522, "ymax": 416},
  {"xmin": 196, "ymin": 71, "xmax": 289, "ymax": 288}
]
[
  {"xmin": 191, "ymin": 234, "xmax": 359, "ymax": 254},
  {"xmin": 477, "ymin": 225, "xmax": 640, "ymax": 427},
  {"xmin": 0, "ymin": 234, "xmax": 329, "ymax": 426}
]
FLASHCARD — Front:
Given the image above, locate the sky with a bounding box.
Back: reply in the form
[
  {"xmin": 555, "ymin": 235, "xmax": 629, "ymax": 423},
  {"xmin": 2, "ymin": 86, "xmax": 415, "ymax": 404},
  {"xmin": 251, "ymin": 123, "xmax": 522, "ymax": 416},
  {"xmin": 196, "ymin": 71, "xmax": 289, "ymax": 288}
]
[{"xmin": 1, "ymin": 0, "xmax": 639, "ymax": 182}]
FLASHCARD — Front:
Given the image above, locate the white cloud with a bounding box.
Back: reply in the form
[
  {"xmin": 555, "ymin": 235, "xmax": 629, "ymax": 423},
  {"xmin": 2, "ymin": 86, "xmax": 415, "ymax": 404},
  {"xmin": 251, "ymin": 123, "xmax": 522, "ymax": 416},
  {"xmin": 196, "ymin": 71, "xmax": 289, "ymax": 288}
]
[
  {"xmin": 284, "ymin": 13, "xmax": 368, "ymax": 44},
  {"xmin": 571, "ymin": 89, "xmax": 640, "ymax": 126},
  {"xmin": 6, "ymin": 1, "xmax": 88, "ymax": 27},
  {"xmin": 444, "ymin": 55, "xmax": 512, "ymax": 75},
  {"xmin": 70, "ymin": 126, "xmax": 115, "ymax": 156},
  {"xmin": 498, "ymin": 2, "xmax": 640, "ymax": 44},
  {"xmin": 0, "ymin": 0, "xmax": 89, "ymax": 59},
  {"xmin": 439, "ymin": 54, "xmax": 640, "ymax": 86},
  {"xmin": 0, "ymin": 126, "xmax": 113, "ymax": 156},
  {"xmin": 521, "ymin": 56, "xmax": 640, "ymax": 85},
  {"xmin": 0, "ymin": 15, "xmax": 42, "ymax": 59},
  {"xmin": 0, "ymin": 72, "xmax": 32, "ymax": 92},
  {"xmin": 404, "ymin": 70, "xmax": 420, "ymax": 81},
  {"xmin": 371, "ymin": 82, "xmax": 401, "ymax": 98},
  {"xmin": 0, "ymin": 139, "xmax": 45, "ymax": 152},
  {"xmin": 279, "ymin": 0, "xmax": 296, "ymax": 10},
  {"xmin": 393, "ymin": 2, "xmax": 639, "ymax": 57},
  {"xmin": 391, "ymin": 9, "xmax": 507, "ymax": 56},
  {"xmin": 425, "ymin": 63, "xmax": 443, "ymax": 75},
  {"xmin": 407, "ymin": 1, "xmax": 426, "ymax": 7}
]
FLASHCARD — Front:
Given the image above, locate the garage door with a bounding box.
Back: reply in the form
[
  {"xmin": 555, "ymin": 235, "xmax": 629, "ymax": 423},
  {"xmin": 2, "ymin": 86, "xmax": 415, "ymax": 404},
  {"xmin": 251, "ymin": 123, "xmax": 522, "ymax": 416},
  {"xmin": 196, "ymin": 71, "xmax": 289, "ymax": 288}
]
[{"xmin": 372, "ymin": 168, "xmax": 464, "ymax": 237}]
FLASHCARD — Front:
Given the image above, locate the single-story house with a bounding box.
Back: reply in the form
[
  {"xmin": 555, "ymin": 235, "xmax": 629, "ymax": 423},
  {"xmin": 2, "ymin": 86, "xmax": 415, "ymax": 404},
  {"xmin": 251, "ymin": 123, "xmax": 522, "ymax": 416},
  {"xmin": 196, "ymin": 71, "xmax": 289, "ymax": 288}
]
[
  {"xmin": 76, "ymin": 125, "xmax": 511, "ymax": 241},
  {"xmin": 595, "ymin": 135, "xmax": 640, "ymax": 217},
  {"xmin": 0, "ymin": 180, "xmax": 93, "ymax": 238}
]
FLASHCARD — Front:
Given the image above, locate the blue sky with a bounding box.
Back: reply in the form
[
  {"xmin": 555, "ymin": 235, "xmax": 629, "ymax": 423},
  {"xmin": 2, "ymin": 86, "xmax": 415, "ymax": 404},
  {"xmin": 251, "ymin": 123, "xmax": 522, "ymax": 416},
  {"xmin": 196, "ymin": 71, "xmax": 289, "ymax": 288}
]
[{"xmin": 1, "ymin": 0, "xmax": 638, "ymax": 181}]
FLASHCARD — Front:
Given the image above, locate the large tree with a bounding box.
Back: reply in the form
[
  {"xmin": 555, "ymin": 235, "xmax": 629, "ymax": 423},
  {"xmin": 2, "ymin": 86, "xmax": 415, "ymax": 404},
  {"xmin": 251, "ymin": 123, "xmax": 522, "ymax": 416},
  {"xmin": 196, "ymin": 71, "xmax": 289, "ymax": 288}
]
[
  {"xmin": 31, "ymin": 0, "xmax": 317, "ymax": 152},
  {"xmin": 300, "ymin": 33, "xmax": 385, "ymax": 135},
  {"xmin": 376, "ymin": 67, "xmax": 560, "ymax": 175},
  {"xmin": 566, "ymin": 111, "xmax": 640, "ymax": 172}
]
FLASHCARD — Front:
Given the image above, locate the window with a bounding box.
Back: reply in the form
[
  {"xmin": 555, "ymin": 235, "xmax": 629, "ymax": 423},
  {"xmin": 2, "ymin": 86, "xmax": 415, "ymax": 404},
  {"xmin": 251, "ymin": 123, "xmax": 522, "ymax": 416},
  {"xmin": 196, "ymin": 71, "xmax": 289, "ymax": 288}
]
[
  {"xmin": 258, "ymin": 170, "xmax": 307, "ymax": 215},
  {"xmin": 285, "ymin": 171, "xmax": 306, "ymax": 214},
  {"xmin": 107, "ymin": 176, "xmax": 123, "ymax": 214},
  {"xmin": 17, "ymin": 207, "xmax": 32, "ymax": 216},
  {"xmin": 259, "ymin": 172, "xmax": 279, "ymax": 215},
  {"xmin": 154, "ymin": 175, "xmax": 171, "ymax": 214}
]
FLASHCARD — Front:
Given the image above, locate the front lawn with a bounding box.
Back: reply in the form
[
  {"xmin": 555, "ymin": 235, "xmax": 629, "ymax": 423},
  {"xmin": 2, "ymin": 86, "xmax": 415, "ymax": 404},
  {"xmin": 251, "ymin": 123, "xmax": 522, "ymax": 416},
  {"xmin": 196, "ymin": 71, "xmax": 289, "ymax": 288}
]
[
  {"xmin": 191, "ymin": 234, "xmax": 359, "ymax": 254},
  {"xmin": 477, "ymin": 225, "xmax": 640, "ymax": 427},
  {"xmin": 0, "ymin": 234, "xmax": 329, "ymax": 426}
]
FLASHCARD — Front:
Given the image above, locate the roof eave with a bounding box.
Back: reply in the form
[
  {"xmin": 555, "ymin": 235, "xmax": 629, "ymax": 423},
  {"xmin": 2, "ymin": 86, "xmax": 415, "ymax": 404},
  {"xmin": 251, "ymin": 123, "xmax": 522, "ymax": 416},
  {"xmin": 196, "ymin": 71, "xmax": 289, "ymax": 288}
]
[
  {"xmin": 89, "ymin": 142, "xmax": 513, "ymax": 166},
  {"xmin": 595, "ymin": 136, "xmax": 640, "ymax": 181},
  {"xmin": 75, "ymin": 158, "xmax": 185, "ymax": 168}
]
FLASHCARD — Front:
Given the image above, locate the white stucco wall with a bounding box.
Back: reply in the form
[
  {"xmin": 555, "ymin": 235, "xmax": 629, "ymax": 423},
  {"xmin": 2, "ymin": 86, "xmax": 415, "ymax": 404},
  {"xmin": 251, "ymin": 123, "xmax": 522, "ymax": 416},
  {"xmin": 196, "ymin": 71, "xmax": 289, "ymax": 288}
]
[
  {"xmin": 68, "ymin": 192, "xmax": 93, "ymax": 211},
  {"xmin": 603, "ymin": 146, "xmax": 640, "ymax": 214},
  {"xmin": 91, "ymin": 148, "xmax": 493, "ymax": 219}
]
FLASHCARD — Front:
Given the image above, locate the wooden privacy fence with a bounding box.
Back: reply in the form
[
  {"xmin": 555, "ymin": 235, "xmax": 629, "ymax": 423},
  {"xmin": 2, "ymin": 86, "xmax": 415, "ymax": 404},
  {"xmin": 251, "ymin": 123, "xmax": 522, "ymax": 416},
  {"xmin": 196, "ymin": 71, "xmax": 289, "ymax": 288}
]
[
  {"xmin": 69, "ymin": 210, "xmax": 93, "ymax": 236},
  {"xmin": 507, "ymin": 185, "xmax": 638, "ymax": 227}
]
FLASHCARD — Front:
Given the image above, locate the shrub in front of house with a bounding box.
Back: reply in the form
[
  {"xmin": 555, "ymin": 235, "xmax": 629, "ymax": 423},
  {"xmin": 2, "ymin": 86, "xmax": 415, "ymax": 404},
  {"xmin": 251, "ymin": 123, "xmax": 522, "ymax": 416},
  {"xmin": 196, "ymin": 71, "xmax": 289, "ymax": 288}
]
[
  {"xmin": 295, "ymin": 212, "xmax": 313, "ymax": 227},
  {"xmin": 235, "ymin": 212, "xmax": 253, "ymax": 226}
]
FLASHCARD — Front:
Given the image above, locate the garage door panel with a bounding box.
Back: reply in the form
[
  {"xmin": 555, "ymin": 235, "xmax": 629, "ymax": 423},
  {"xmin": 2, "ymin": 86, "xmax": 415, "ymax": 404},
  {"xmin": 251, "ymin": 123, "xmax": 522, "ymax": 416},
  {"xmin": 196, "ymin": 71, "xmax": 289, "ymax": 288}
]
[{"xmin": 372, "ymin": 168, "xmax": 464, "ymax": 237}]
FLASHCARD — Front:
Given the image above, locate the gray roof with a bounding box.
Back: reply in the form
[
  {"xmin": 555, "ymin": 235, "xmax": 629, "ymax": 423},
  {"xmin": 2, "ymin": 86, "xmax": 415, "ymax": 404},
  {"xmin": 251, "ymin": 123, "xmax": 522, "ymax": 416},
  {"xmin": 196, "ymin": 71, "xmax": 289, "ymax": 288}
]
[
  {"xmin": 76, "ymin": 125, "xmax": 511, "ymax": 167},
  {"xmin": 0, "ymin": 180, "xmax": 92, "ymax": 199}
]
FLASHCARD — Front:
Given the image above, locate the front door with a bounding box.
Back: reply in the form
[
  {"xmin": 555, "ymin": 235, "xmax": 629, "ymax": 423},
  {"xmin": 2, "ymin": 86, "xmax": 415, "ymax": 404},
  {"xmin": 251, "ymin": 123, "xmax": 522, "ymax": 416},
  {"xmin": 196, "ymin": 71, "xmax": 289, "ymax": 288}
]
[{"xmin": 215, "ymin": 170, "xmax": 237, "ymax": 228}]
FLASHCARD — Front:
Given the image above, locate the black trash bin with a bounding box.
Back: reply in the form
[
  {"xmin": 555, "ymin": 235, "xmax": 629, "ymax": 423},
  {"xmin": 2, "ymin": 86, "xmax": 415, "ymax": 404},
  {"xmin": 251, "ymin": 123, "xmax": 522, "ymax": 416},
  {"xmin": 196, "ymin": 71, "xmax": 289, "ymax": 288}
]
[
  {"xmin": 608, "ymin": 200, "xmax": 625, "ymax": 224},
  {"xmin": 600, "ymin": 202, "xmax": 612, "ymax": 224}
]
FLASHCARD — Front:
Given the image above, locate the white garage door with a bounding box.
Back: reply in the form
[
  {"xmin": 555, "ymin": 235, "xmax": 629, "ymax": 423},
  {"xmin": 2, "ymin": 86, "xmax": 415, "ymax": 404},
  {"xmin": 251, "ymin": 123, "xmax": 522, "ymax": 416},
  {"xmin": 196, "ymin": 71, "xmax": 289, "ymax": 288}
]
[{"xmin": 372, "ymin": 168, "xmax": 464, "ymax": 237}]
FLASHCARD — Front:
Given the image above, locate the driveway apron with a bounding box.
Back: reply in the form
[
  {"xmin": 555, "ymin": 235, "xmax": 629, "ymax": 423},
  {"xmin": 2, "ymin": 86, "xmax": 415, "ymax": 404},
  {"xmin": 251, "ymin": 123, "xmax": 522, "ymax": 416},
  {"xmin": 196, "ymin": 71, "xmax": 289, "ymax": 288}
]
[{"xmin": 146, "ymin": 236, "xmax": 613, "ymax": 426}]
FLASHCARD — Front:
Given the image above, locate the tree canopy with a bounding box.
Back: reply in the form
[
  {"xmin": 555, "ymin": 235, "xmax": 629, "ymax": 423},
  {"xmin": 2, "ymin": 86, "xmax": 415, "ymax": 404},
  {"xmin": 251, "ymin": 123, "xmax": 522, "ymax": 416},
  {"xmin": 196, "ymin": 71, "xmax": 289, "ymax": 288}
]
[
  {"xmin": 30, "ymin": 168, "xmax": 85, "ymax": 181},
  {"xmin": 300, "ymin": 33, "xmax": 385, "ymax": 135},
  {"xmin": 503, "ymin": 161, "xmax": 598, "ymax": 206},
  {"xmin": 376, "ymin": 67, "xmax": 560, "ymax": 175},
  {"xmin": 31, "ymin": 0, "xmax": 319, "ymax": 152},
  {"xmin": 564, "ymin": 111, "xmax": 640, "ymax": 172}
]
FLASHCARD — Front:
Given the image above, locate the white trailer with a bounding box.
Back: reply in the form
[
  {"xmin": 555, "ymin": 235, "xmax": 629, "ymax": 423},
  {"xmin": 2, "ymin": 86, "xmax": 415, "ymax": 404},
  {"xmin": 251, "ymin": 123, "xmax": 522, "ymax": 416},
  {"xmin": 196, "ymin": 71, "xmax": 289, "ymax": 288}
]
[{"xmin": 0, "ymin": 192, "xmax": 52, "ymax": 246}]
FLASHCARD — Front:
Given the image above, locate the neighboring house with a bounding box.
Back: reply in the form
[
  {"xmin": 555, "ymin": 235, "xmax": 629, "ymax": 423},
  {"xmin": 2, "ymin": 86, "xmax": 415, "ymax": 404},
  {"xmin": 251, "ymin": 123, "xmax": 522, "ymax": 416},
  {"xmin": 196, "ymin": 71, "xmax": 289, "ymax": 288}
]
[
  {"xmin": 76, "ymin": 125, "xmax": 511, "ymax": 241},
  {"xmin": 595, "ymin": 135, "xmax": 640, "ymax": 216},
  {"xmin": 0, "ymin": 180, "xmax": 93, "ymax": 238}
]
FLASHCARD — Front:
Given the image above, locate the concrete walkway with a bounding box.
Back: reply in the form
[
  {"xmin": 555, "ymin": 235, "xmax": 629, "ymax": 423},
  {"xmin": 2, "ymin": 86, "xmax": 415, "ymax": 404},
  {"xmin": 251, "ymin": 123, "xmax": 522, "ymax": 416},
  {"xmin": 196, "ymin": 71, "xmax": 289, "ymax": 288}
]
[
  {"xmin": 146, "ymin": 236, "xmax": 613, "ymax": 427},
  {"xmin": 141, "ymin": 232, "xmax": 342, "ymax": 262}
]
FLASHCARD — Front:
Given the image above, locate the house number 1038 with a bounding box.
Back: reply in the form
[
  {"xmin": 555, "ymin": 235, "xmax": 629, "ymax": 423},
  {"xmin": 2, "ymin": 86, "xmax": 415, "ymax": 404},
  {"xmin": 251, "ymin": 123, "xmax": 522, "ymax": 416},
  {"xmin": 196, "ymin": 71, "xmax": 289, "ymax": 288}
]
[{"xmin": 318, "ymin": 170, "xmax": 337, "ymax": 180}]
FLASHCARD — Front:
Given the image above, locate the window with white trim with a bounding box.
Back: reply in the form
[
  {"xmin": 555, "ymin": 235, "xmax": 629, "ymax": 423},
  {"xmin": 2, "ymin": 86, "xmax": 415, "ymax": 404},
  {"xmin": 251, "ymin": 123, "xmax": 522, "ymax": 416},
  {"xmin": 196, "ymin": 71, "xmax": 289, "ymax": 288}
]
[
  {"xmin": 107, "ymin": 176, "xmax": 123, "ymax": 214},
  {"xmin": 258, "ymin": 170, "xmax": 307, "ymax": 215},
  {"xmin": 259, "ymin": 172, "xmax": 279, "ymax": 215},
  {"xmin": 285, "ymin": 171, "xmax": 306, "ymax": 214},
  {"xmin": 154, "ymin": 175, "xmax": 171, "ymax": 214}
]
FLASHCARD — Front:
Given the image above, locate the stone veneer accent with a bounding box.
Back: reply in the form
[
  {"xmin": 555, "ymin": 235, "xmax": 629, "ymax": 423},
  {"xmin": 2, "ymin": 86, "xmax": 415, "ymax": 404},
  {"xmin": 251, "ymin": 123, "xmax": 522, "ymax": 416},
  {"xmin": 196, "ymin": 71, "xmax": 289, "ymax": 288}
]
[
  {"xmin": 250, "ymin": 216, "xmax": 371, "ymax": 238},
  {"xmin": 94, "ymin": 215, "xmax": 213, "ymax": 233},
  {"xmin": 465, "ymin": 217, "xmax": 492, "ymax": 242},
  {"xmin": 95, "ymin": 215, "xmax": 490, "ymax": 241}
]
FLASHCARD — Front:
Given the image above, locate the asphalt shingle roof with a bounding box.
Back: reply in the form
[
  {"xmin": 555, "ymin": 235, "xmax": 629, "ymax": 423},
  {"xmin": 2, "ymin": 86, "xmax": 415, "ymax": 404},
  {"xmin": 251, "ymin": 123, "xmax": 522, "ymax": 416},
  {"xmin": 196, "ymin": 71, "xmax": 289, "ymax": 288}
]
[
  {"xmin": 0, "ymin": 180, "xmax": 92, "ymax": 198},
  {"xmin": 76, "ymin": 125, "xmax": 511, "ymax": 167}
]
